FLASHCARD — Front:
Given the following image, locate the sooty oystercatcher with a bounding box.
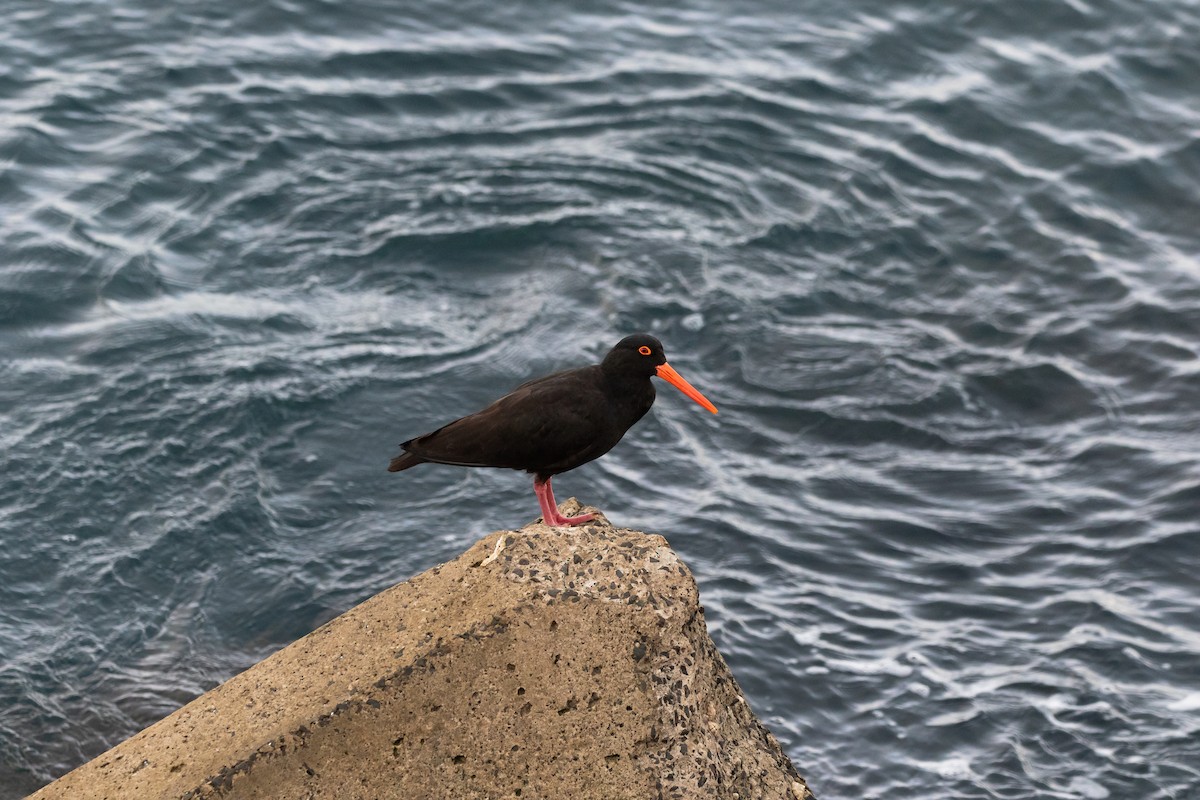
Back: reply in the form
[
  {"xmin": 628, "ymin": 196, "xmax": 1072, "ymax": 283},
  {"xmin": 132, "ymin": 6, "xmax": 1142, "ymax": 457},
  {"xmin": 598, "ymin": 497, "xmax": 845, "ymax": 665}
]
[{"xmin": 388, "ymin": 333, "xmax": 717, "ymax": 526}]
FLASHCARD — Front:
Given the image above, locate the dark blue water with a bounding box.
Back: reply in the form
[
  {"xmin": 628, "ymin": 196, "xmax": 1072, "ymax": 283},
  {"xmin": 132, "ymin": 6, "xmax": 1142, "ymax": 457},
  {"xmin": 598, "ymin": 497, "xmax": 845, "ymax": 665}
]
[{"xmin": 3, "ymin": 0, "xmax": 1199, "ymax": 797}]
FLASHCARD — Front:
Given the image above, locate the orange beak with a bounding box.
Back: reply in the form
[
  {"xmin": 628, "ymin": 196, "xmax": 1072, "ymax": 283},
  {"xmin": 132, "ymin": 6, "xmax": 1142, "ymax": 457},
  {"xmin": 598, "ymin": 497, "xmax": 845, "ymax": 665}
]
[{"xmin": 655, "ymin": 363, "xmax": 718, "ymax": 414}]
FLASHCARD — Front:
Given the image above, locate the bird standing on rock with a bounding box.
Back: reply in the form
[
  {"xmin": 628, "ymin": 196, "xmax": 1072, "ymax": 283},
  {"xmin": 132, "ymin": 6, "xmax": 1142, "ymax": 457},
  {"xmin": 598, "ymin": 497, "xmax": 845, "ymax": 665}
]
[{"xmin": 388, "ymin": 334, "xmax": 718, "ymax": 526}]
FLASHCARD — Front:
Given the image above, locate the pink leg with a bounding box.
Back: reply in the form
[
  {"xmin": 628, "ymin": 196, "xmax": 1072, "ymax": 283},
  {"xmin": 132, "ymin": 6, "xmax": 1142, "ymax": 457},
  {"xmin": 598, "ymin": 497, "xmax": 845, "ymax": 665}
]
[{"xmin": 533, "ymin": 477, "xmax": 595, "ymax": 527}]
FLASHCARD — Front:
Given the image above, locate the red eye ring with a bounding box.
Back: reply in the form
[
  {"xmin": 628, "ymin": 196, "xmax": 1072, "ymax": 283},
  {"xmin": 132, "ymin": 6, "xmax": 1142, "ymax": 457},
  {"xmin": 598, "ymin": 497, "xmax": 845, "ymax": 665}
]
[{"xmin": 638, "ymin": 346, "xmax": 652, "ymax": 356}]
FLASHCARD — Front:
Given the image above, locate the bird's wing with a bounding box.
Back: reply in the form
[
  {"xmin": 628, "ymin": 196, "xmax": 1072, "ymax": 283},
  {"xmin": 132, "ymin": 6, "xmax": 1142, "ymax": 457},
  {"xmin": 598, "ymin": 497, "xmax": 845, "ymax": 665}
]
[{"xmin": 402, "ymin": 368, "xmax": 611, "ymax": 472}]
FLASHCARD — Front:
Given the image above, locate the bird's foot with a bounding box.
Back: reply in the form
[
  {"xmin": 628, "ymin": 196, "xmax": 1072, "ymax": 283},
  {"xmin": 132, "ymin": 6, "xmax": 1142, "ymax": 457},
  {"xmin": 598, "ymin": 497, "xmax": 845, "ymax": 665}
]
[
  {"xmin": 544, "ymin": 509, "xmax": 595, "ymax": 527},
  {"xmin": 534, "ymin": 478, "xmax": 595, "ymax": 527}
]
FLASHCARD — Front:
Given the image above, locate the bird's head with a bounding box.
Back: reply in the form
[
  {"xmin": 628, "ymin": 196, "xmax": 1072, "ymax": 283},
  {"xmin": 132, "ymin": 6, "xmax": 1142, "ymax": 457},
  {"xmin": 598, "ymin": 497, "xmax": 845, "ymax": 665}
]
[{"xmin": 603, "ymin": 333, "xmax": 718, "ymax": 414}]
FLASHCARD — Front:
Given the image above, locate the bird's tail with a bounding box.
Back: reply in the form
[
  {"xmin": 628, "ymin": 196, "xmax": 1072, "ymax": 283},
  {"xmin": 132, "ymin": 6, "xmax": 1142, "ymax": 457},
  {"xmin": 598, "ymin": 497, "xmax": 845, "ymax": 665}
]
[{"xmin": 387, "ymin": 450, "xmax": 424, "ymax": 472}]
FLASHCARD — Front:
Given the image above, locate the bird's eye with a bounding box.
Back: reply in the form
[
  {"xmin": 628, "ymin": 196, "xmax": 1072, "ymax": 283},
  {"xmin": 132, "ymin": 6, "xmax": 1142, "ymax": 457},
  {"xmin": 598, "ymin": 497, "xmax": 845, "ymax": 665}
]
[{"xmin": 638, "ymin": 346, "xmax": 652, "ymax": 356}]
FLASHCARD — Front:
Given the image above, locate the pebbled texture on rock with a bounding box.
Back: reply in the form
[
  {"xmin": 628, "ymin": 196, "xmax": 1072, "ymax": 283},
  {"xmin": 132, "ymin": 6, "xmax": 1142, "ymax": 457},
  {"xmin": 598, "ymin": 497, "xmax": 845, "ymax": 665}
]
[{"xmin": 30, "ymin": 501, "xmax": 816, "ymax": 800}]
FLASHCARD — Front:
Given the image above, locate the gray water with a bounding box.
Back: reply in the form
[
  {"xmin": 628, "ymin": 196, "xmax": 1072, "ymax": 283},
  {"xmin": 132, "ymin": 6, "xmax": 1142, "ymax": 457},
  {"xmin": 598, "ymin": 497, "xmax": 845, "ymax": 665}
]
[{"xmin": 2, "ymin": 0, "xmax": 1199, "ymax": 797}]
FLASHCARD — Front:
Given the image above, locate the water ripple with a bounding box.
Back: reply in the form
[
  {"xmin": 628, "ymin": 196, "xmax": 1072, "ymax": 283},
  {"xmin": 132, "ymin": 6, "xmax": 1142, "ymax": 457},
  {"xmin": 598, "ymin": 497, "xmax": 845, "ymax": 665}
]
[{"xmin": 3, "ymin": 0, "xmax": 1200, "ymax": 797}]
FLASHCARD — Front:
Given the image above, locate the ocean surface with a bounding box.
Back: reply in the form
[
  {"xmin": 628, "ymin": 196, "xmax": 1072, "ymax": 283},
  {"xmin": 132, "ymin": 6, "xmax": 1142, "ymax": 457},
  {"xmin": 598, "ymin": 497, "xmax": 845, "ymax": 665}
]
[{"xmin": 2, "ymin": 0, "xmax": 1199, "ymax": 797}]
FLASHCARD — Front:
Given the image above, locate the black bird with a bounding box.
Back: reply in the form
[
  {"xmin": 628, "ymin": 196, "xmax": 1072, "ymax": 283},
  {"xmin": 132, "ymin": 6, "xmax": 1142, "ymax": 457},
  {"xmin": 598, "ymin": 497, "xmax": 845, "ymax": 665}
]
[{"xmin": 388, "ymin": 334, "xmax": 717, "ymax": 526}]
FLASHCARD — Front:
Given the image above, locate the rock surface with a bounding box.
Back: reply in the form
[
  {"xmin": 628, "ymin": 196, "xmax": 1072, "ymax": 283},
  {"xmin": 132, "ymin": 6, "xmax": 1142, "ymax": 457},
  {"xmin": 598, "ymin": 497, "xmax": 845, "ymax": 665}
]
[{"xmin": 31, "ymin": 501, "xmax": 815, "ymax": 800}]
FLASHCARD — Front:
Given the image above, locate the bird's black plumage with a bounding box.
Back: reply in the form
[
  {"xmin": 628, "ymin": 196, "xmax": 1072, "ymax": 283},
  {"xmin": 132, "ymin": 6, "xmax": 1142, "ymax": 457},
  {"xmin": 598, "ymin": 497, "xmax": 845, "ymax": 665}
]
[
  {"xmin": 389, "ymin": 334, "xmax": 662, "ymax": 480},
  {"xmin": 388, "ymin": 333, "xmax": 716, "ymax": 526}
]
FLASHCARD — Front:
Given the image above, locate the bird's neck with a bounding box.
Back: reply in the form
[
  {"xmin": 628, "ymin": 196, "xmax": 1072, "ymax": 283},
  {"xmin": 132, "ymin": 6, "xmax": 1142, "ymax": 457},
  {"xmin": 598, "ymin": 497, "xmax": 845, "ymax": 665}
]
[{"xmin": 599, "ymin": 365, "xmax": 656, "ymax": 420}]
